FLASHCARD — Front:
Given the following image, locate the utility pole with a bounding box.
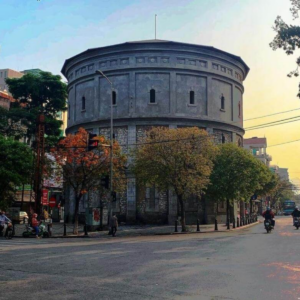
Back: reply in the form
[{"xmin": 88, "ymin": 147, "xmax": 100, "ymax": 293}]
[
  {"xmin": 95, "ymin": 70, "xmax": 114, "ymax": 224},
  {"xmin": 34, "ymin": 114, "xmax": 45, "ymax": 215}
]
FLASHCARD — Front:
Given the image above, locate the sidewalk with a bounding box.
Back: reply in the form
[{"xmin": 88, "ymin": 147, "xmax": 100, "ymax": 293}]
[
  {"xmin": 12, "ymin": 219, "xmax": 260, "ymax": 238},
  {"xmin": 88, "ymin": 220, "xmax": 260, "ymax": 238}
]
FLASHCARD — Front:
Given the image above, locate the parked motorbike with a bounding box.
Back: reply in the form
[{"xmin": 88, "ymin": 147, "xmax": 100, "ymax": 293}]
[
  {"xmin": 293, "ymin": 217, "xmax": 300, "ymax": 230},
  {"xmin": 22, "ymin": 223, "xmax": 49, "ymax": 238},
  {"xmin": 264, "ymin": 219, "xmax": 273, "ymax": 233}
]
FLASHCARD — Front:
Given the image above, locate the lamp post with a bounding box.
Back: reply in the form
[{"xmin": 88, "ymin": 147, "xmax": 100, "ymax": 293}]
[{"xmin": 95, "ymin": 70, "xmax": 114, "ymax": 222}]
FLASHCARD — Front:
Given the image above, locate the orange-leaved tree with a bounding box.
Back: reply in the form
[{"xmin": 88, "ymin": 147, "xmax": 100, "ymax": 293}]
[
  {"xmin": 51, "ymin": 128, "xmax": 127, "ymax": 233},
  {"xmin": 132, "ymin": 127, "xmax": 217, "ymax": 232}
]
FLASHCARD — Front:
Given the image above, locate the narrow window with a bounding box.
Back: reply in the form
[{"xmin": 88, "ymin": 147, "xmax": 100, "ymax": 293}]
[
  {"xmin": 238, "ymin": 101, "xmax": 241, "ymax": 117},
  {"xmin": 221, "ymin": 133, "xmax": 225, "ymax": 144},
  {"xmin": 221, "ymin": 94, "xmax": 225, "ymax": 110},
  {"xmin": 68, "ymin": 105, "xmax": 70, "ymax": 120},
  {"xmin": 190, "ymin": 91, "xmax": 195, "ymax": 105},
  {"xmin": 82, "ymin": 96, "xmax": 85, "ymax": 110},
  {"xmin": 150, "ymin": 89, "xmax": 156, "ymax": 103},
  {"xmin": 112, "ymin": 91, "xmax": 117, "ymax": 105}
]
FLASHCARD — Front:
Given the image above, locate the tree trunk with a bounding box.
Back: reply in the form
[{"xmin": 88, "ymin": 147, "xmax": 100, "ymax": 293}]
[
  {"xmin": 178, "ymin": 195, "xmax": 187, "ymax": 232},
  {"xmin": 73, "ymin": 196, "xmax": 80, "ymax": 234},
  {"xmin": 226, "ymin": 199, "xmax": 230, "ymax": 227}
]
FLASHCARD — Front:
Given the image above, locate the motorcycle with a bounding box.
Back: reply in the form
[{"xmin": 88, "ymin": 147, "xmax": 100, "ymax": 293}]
[
  {"xmin": 0, "ymin": 222, "xmax": 13, "ymax": 239},
  {"xmin": 293, "ymin": 217, "xmax": 300, "ymax": 230},
  {"xmin": 22, "ymin": 223, "xmax": 49, "ymax": 238},
  {"xmin": 264, "ymin": 219, "xmax": 273, "ymax": 233}
]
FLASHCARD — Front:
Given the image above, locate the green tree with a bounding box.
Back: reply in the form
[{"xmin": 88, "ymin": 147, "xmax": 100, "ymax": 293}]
[
  {"xmin": 270, "ymin": 0, "xmax": 300, "ymax": 97},
  {"xmin": 0, "ymin": 136, "xmax": 33, "ymax": 209},
  {"xmin": 5, "ymin": 71, "xmax": 67, "ymax": 145},
  {"xmin": 132, "ymin": 127, "xmax": 217, "ymax": 232},
  {"xmin": 206, "ymin": 143, "xmax": 274, "ymax": 224}
]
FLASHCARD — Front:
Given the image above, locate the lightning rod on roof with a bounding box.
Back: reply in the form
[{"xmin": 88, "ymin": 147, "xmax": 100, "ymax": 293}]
[{"xmin": 155, "ymin": 14, "xmax": 157, "ymax": 40}]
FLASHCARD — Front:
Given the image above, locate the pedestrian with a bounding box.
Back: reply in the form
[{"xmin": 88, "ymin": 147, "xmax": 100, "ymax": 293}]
[
  {"xmin": 31, "ymin": 213, "xmax": 40, "ymax": 238},
  {"xmin": 109, "ymin": 214, "xmax": 118, "ymax": 237},
  {"xmin": 43, "ymin": 209, "xmax": 49, "ymax": 221}
]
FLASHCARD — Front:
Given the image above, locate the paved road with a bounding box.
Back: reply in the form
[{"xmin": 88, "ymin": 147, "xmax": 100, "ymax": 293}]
[{"xmin": 1, "ymin": 216, "xmax": 299, "ymax": 300}]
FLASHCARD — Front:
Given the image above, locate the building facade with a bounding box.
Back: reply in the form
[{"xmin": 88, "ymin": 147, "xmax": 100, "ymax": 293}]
[
  {"xmin": 244, "ymin": 137, "xmax": 272, "ymax": 167},
  {"xmin": 61, "ymin": 39, "xmax": 249, "ymax": 224},
  {"xmin": 0, "ymin": 68, "xmax": 24, "ymax": 93}
]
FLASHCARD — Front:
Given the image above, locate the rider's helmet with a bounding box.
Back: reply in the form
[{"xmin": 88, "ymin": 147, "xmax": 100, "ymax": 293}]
[{"xmin": 266, "ymin": 207, "xmax": 271, "ymax": 211}]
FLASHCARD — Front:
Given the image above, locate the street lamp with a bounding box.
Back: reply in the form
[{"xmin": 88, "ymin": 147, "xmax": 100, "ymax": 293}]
[{"xmin": 95, "ymin": 70, "xmax": 114, "ymax": 221}]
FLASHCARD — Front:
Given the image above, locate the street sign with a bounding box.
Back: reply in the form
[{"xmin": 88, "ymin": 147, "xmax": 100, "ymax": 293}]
[
  {"xmin": 41, "ymin": 189, "xmax": 49, "ymax": 205},
  {"xmin": 49, "ymin": 196, "xmax": 56, "ymax": 208}
]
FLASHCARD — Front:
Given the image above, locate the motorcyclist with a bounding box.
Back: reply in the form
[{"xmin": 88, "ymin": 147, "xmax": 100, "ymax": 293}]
[
  {"xmin": 291, "ymin": 206, "xmax": 300, "ymax": 224},
  {"xmin": 262, "ymin": 207, "xmax": 275, "ymax": 228},
  {"xmin": 31, "ymin": 213, "xmax": 40, "ymax": 238},
  {"xmin": 0, "ymin": 211, "xmax": 12, "ymax": 237}
]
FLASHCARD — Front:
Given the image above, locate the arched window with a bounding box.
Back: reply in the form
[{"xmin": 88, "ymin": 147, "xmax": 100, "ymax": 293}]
[
  {"xmin": 221, "ymin": 94, "xmax": 225, "ymax": 110},
  {"xmin": 190, "ymin": 91, "xmax": 195, "ymax": 105},
  {"xmin": 82, "ymin": 96, "xmax": 86, "ymax": 110},
  {"xmin": 112, "ymin": 91, "xmax": 117, "ymax": 105},
  {"xmin": 150, "ymin": 89, "xmax": 156, "ymax": 103}
]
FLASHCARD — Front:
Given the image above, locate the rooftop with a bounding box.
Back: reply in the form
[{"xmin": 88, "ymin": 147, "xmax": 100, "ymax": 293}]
[
  {"xmin": 244, "ymin": 137, "xmax": 267, "ymax": 146},
  {"xmin": 61, "ymin": 39, "xmax": 250, "ymax": 77}
]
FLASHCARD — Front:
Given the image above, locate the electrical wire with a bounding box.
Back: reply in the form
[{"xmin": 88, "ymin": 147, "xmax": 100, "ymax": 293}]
[
  {"xmin": 268, "ymin": 139, "xmax": 300, "ymax": 148},
  {"xmin": 245, "ymin": 118, "xmax": 300, "ymax": 131},
  {"xmin": 245, "ymin": 115, "xmax": 300, "ymax": 130},
  {"xmin": 244, "ymin": 108, "xmax": 300, "ymax": 121}
]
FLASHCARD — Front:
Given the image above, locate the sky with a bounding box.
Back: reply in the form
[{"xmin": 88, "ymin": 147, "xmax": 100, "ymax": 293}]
[{"xmin": 1, "ymin": 0, "xmax": 300, "ymax": 183}]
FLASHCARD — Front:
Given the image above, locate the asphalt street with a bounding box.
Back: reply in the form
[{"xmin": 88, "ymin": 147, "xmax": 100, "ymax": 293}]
[{"xmin": 1, "ymin": 216, "xmax": 299, "ymax": 300}]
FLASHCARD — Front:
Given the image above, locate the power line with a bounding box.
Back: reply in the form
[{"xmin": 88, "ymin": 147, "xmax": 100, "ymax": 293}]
[
  {"xmin": 268, "ymin": 138, "xmax": 300, "ymax": 148},
  {"xmin": 245, "ymin": 115, "xmax": 300, "ymax": 130},
  {"xmin": 245, "ymin": 108, "xmax": 300, "ymax": 121},
  {"xmin": 245, "ymin": 118, "xmax": 300, "ymax": 131}
]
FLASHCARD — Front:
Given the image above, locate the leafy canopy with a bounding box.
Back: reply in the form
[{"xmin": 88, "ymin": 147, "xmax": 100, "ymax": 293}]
[
  {"xmin": 206, "ymin": 143, "xmax": 274, "ymax": 204},
  {"xmin": 5, "ymin": 71, "xmax": 67, "ymax": 144},
  {"xmin": 270, "ymin": 0, "xmax": 300, "ymax": 97},
  {"xmin": 0, "ymin": 136, "xmax": 33, "ymax": 209},
  {"xmin": 132, "ymin": 127, "xmax": 217, "ymax": 199}
]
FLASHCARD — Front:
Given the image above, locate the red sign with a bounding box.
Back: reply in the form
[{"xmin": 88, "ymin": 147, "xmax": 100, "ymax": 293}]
[
  {"xmin": 41, "ymin": 190, "xmax": 48, "ymax": 205},
  {"xmin": 49, "ymin": 196, "xmax": 56, "ymax": 208}
]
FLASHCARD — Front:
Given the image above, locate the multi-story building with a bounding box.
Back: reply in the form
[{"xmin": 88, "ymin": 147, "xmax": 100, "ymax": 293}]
[
  {"xmin": 0, "ymin": 90, "xmax": 13, "ymax": 110},
  {"xmin": 0, "ymin": 68, "xmax": 24, "ymax": 93},
  {"xmin": 243, "ymin": 137, "xmax": 272, "ymax": 167},
  {"xmin": 270, "ymin": 165, "xmax": 289, "ymax": 181},
  {"xmin": 61, "ymin": 39, "xmax": 249, "ymax": 225}
]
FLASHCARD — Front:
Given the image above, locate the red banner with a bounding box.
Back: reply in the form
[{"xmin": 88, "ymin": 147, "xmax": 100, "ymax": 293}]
[{"xmin": 41, "ymin": 189, "xmax": 49, "ymax": 205}]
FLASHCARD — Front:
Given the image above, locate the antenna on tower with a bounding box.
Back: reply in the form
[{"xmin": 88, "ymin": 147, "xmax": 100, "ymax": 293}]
[{"xmin": 155, "ymin": 14, "xmax": 157, "ymax": 39}]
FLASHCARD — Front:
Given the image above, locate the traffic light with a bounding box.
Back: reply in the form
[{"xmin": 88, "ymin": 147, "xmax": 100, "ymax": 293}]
[
  {"xmin": 87, "ymin": 132, "xmax": 99, "ymax": 151},
  {"xmin": 100, "ymin": 175, "xmax": 109, "ymax": 189}
]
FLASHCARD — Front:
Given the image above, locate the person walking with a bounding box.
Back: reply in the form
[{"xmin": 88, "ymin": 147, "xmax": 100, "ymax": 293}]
[{"xmin": 109, "ymin": 214, "xmax": 118, "ymax": 237}]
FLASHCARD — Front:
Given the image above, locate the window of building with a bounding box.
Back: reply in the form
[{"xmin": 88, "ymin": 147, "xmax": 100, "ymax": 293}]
[
  {"xmin": 221, "ymin": 94, "xmax": 225, "ymax": 110},
  {"xmin": 189, "ymin": 91, "xmax": 195, "ymax": 105},
  {"xmin": 68, "ymin": 105, "xmax": 70, "ymax": 119},
  {"xmin": 112, "ymin": 91, "xmax": 117, "ymax": 105},
  {"xmin": 238, "ymin": 101, "xmax": 241, "ymax": 117},
  {"xmin": 150, "ymin": 89, "xmax": 156, "ymax": 103},
  {"xmin": 82, "ymin": 96, "xmax": 86, "ymax": 110},
  {"xmin": 221, "ymin": 134, "xmax": 225, "ymax": 144},
  {"xmin": 146, "ymin": 186, "xmax": 159, "ymax": 210}
]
